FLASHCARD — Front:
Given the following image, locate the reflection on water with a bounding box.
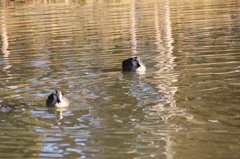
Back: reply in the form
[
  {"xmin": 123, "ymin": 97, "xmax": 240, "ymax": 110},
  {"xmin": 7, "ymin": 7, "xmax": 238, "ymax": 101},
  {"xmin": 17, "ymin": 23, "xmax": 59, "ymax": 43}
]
[{"xmin": 0, "ymin": 0, "xmax": 240, "ymax": 158}]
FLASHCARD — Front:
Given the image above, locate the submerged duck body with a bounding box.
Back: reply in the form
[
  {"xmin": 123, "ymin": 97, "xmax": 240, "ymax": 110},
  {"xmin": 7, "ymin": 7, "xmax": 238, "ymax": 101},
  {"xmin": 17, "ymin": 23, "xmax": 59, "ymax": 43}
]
[
  {"xmin": 122, "ymin": 57, "xmax": 146, "ymax": 71},
  {"xmin": 46, "ymin": 90, "xmax": 70, "ymax": 107}
]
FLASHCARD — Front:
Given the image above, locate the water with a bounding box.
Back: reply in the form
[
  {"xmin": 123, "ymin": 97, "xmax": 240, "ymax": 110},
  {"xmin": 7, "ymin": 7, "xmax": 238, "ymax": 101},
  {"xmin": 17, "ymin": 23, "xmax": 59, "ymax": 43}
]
[{"xmin": 0, "ymin": 0, "xmax": 239, "ymax": 158}]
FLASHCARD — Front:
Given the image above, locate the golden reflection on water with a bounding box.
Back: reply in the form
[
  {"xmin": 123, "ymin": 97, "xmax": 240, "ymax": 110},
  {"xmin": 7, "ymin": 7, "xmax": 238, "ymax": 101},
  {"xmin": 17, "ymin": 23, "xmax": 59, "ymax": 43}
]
[{"xmin": 0, "ymin": 0, "xmax": 240, "ymax": 158}]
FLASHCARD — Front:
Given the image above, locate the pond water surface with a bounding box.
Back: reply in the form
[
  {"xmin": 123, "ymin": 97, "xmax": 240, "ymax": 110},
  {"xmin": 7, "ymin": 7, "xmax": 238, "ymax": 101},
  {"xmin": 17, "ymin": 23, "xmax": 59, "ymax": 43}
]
[{"xmin": 0, "ymin": 0, "xmax": 239, "ymax": 158}]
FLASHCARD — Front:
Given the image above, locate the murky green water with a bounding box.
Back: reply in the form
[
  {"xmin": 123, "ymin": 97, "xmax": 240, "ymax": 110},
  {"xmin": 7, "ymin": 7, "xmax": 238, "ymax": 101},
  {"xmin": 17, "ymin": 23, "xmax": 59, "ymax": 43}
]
[{"xmin": 0, "ymin": 0, "xmax": 239, "ymax": 158}]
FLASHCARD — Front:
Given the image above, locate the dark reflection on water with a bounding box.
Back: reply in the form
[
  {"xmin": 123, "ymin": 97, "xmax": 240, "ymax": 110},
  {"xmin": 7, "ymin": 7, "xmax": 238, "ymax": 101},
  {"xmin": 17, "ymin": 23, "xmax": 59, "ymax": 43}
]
[{"xmin": 0, "ymin": 0, "xmax": 240, "ymax": 158}]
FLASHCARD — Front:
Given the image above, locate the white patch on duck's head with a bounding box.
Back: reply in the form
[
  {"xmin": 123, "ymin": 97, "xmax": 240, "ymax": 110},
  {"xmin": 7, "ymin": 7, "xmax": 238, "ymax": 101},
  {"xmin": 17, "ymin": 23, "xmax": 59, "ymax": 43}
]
[
  {"xmin": 55, "ymin": 90, "xmax": 62, "ymax": 104},
  {"xmin": 133, "ymin": 57, "xmax": 146, "ymax": 72}
]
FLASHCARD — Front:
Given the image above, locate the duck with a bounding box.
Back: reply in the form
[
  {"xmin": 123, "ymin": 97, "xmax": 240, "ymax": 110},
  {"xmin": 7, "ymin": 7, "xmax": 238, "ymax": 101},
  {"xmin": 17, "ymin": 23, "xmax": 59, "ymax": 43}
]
[
  {"xmin": 122, "ymin": 57, "xmax": 146, "ymax": 71},
  {"xmin": 46, "ymin": 90, "xmax": 70, "ymax": 107}
]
